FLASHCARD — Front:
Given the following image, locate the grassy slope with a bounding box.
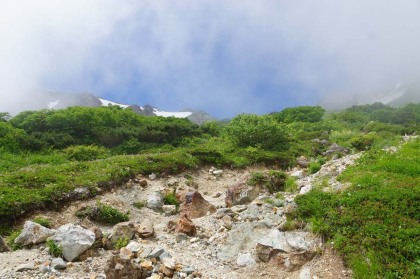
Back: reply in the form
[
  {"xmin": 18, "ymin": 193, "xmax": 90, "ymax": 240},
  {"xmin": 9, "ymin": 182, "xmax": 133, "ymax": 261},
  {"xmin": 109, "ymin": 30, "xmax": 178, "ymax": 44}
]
[{"xmin": 295, "ymin": 138, "xmax": 420, "ymax": 278}]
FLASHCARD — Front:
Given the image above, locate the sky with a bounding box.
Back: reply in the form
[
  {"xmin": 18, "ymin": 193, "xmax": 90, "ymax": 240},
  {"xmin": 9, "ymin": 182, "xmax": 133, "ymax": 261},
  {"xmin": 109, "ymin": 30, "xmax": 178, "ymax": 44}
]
[{"xmin": 0, "ymin": 1, "xmax": 419, "ymax": 118}]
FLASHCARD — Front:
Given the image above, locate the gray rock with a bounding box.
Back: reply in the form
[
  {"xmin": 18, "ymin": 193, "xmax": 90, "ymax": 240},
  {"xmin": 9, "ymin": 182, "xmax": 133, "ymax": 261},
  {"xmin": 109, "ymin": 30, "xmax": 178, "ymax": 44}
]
[
  {"xmin": 297, "ymin": 156, "xmax": 310, "ymax": 168},
  {"xmin": 285, "ymin": 231, "xmax": 313, "ymax": 251},
  {"xmin": 51, "ymin": 258, "xmax": 67, "ymax": 270},
  {"xmin": 182, "ymin": 266, "xmax": 195, "ymax": 275},
  {"xmin": 217, "ymin": 222, "xmax": 270, "ymax": 261},
  {"xmin": 109, "ymin": 222, "xmax": 135, "ymax": 246},
  {"xmin": 14, "ymin": 221, "xmax": 56, "ymax": 246},
  {"xmin": 299, "ymin": 266, "xmax": 311, "ymax": 279},
  {"xmin": 149, "ymin": 173, "xmax": 157, "ymax": 180},
  {"xmin": 146, "ymin": 192, "xmax": 164, "ymax": 210},
  {"xmin": 236, "ymin": 252, "xmax": 256, "ymax": 267},
  {"xmin": 162, "ymin": 204, "xmax": 177, "ymax": 216},
  {"xmin": 16, "ymin": 262, "xmax": 35, "ymax": 272},
  {"xmin": 162, "ymin": 257, "xmax": 176, "ymax": 269},
  {"xmin": 125, "ymin": 241, "xmax": 142, "ymax": 253},
  {"xmin": 290, "ymin": 170, "xmax": 304, "ymax": 179},
  {"xmin": 258, "ymin": 229, "xmax": 291, "ymax": 253},
  {"xmin": 52, "ymin": 224, "xmax": 95, "ymax": 261},
  {"xmin": 147, "ymin": 247, "xmax": 165, "ymax": 259},
  {"xmin": 159, "ymin": 251, "xmax": 172, "ymax": 261}
]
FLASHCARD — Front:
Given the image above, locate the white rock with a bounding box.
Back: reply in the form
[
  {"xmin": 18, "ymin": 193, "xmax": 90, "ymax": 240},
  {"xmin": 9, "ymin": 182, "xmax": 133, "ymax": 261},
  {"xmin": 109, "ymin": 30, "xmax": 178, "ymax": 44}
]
[
  {"xmin": 149, "ymin": 173, "xmax": 157, "ymax": 180},
  {"xmin": 236, "ymin": 252, "xmax": 256, "ymax": 267},
  {"xmin": 52, "ymin": 224, "xmax": 95, "ymax": 261},
  {"xmin": 14, "ymin": 221, "xmax": 56, "ymax": 246},
  {"xmin": 146, "ymin": 192, "xmax": 164, "ymax": 210},
  {"xmin": 125, "ymin": 241, "xmax": 142, "ymax": 253}
]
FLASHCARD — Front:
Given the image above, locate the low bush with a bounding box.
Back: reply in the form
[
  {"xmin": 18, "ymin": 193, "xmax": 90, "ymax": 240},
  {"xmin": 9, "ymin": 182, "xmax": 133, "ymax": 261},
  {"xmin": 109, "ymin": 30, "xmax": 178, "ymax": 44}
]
[
  {"xmin": 75, "ymin": 202, "xmax": 129, "ymax": 225},
  {"xmin": 64, "ymin": 145, "xmax": 109, "ymax": 161}
]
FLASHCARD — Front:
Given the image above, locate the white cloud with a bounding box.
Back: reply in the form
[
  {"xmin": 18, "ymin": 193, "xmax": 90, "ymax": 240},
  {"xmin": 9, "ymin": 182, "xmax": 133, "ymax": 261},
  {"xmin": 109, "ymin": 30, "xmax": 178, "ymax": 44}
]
[{"xmin": 1, "ymin": 0, "xmax": 419, "ymax": 116}]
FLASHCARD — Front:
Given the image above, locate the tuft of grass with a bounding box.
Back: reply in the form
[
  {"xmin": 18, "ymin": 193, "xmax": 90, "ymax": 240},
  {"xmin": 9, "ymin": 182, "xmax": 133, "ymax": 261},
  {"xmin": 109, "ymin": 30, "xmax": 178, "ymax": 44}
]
[
  {"xmin": 163, "ymin": 190, "xmax": 180, "ymax": 208},
  {"xmin": 46, "ymin": 239, "xmax": 62, "ymax": 257},
  {"xmin": 33, "ymin": 217, "xmax": 52, "ymax": 228},
  {"xmin": 308, "ymin": 161, "xmax": 321, "ymax": 174},
  {"xmin": 132, "ymin": 201, "xmax": 145, "ymax": 209},
  {"xmin": 113, "ymin": 236, "xmax": 130, "ymax": 249}
]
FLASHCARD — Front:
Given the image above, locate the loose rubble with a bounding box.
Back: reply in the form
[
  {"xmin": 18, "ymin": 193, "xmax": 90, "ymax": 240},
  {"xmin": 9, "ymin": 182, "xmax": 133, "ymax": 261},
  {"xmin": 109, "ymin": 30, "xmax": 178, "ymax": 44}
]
[{"xmin": 0, "ymin": 160, "xmax": 358, "ymax": 278}]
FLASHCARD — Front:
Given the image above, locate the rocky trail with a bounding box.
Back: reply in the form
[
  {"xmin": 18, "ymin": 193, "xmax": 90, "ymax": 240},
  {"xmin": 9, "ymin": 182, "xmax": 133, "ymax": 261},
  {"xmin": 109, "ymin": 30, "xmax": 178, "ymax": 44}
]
[{"xmin": 0, "ymin": 153, "xmax": 360, "ymax": 279}]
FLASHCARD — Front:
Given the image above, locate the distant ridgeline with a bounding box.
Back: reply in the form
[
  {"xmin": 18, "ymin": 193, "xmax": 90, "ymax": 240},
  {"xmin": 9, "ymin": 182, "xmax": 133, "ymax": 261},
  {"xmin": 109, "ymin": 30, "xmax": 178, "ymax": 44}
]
[{"xmin": 10, "ymin": 91, "xmax": 216, "ymax": 125}]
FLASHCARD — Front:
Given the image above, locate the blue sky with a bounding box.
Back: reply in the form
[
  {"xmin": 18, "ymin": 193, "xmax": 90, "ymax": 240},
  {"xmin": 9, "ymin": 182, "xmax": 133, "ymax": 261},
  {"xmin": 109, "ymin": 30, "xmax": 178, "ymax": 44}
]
[{"xmin": 1, "ymin": 1, "xmax": 419, "ymax": 117}]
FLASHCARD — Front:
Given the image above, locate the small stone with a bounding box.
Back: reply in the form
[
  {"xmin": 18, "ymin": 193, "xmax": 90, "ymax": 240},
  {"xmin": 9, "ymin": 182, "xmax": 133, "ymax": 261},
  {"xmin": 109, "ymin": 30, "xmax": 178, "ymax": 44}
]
[
  {"xmin": 119, "ymin": 247, "xmax": 133, "ymax": 260},
  {"xmin": 162, "ymin": 257, "xmax": 176, "ymax": 269},
  {"xmin": 125, "ymin": 241, "xmax": 142, "ymax": 253},
  {"xmin": 140, "ymin": 260, "xmax": 154, "ymax": 271},
  {"xmin": 139, "ymin": 180, "xmax": 148, "ymax": 187},
  {"xmin": 149, "ymin": 173, "xmax": 157, "ymax": 180},
  {"xmin": 159, "ymin": 251, "xmax": 172, "ymax": 261},
  {"xmin": 16, "ymin": 262, "xmax": 35, "ymax": 272},
  {"xmin": 212, "ymin": 192, "xmax": 222, "ymax": 198},
  {"xmin": 39, "ymin": 262, "xmax": 51, "ymax": 273},
  {"xmin": 176, "ymin": 234, "xmax": 188, "ymax": 243},
  {"xmin": 236, "ymin": 252, "xmax": 256, "ymax": 267},
  {"xmin": 182, "ymin": 266, "xmax": 195, "ymax": 275},
  {"xmin": 136, "ymin": 219, "xmax": 154, "ymax": 238},
  {"xmin": 212, "ymin": 169, "xmax": 223, "ymax": 176},
  {"xmin": 222, "ymin": 215, "xmax": 232, "ymax": 229},
  {"xmin": 146, "ymin": 192, "xmax": 164, "ymax": 210},
  {"xmin": 147, "ymin": 247, "xmax": 165, "ymax": 259},
  {"xmin": 162, "ymin": 205, "xmax": 177, "ymax": 216},
  {"xmin": 51, "ymin": 258, "xmax": 67, "ymax": 270}
]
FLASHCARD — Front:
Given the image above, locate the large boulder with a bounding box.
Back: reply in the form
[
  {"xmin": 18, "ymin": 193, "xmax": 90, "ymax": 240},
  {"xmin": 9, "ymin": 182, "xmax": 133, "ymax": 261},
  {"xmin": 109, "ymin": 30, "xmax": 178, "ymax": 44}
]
[
  {"xmin": 14, "ymin": 221, "xmax": 56, "ymax": 246},
  {"xmin": 179, "ymin": 191, "xmax": 216, "ymax": 219},
  {"xmin": 52, "ymin": 224, "xmax": 95, "ymax": 261}
]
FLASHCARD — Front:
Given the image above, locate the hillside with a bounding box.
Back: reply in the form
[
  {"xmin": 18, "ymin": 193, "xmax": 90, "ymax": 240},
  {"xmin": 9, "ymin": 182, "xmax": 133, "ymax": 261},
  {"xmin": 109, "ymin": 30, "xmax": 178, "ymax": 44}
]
[{"xmin": 0, "ymin": 103, "xmax": 419, "ymax": 278}]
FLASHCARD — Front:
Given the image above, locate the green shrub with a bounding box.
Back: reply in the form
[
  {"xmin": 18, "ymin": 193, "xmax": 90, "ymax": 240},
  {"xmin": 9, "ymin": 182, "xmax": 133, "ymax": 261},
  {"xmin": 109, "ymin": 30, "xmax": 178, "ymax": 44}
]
[
  {"xmin": 308, "ymin": 161, "xmax": 321, "ymax": 174},
  {"xmin": 285, "ymin": 176, "xmax": 298, "ymax": 192},
  {"xmin": 64, "ymin": 145, "xmax": 108, "ymax": 161},
  {"xmin": 223, "ymin": 114, "xmax": 289, "ymax": 150},
  {"xmin": 46, "ymin": 239, "xmax": 62, "ymax": 257},
  {"xmin": 350, "ymin": 134, "xmax": 377, "ymax": 151},
  {"xmin": 273, "ymin": 106, "xmax": 325, "ymax": 123},
  {"xmin": 75, "ymin": 202, "xmax": 129, "ymax": 224},
  {"xmin": 6, "ymin": 230, "xmax": 22, "ymax": 251}
]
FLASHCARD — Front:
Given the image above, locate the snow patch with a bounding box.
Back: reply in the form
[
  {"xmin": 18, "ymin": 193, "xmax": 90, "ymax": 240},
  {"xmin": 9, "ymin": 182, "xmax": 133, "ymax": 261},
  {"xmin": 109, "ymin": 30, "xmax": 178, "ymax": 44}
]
[
  {"xmin": 48, "ymin": 100, "xmax": 60, "ymax": 109},
  {"xmin": 153, "ymin": 109, "xmax": 192, "ymax": 118},
  {"xmin": 99, "ymin": 98, "xmax": 129, "ymax": 108}
]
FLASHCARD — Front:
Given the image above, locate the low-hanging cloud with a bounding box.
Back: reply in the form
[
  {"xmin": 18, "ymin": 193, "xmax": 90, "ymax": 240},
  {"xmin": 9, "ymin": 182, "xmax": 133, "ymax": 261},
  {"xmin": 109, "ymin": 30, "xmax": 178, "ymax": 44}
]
[{"xmin": 1, "ymin": 0, "xmax": 419, "ymax": 117}]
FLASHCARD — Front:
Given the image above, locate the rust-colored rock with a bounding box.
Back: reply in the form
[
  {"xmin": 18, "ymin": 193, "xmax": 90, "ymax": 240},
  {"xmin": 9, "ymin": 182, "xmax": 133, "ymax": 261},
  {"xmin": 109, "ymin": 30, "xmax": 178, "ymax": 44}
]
[
  {"xmin": 175, "ymin": 214, "xmax": 196, "ymax": 236},
  {"xmin": 179, "ymin": 191, "xmax": 216, "ymax": 219}
]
